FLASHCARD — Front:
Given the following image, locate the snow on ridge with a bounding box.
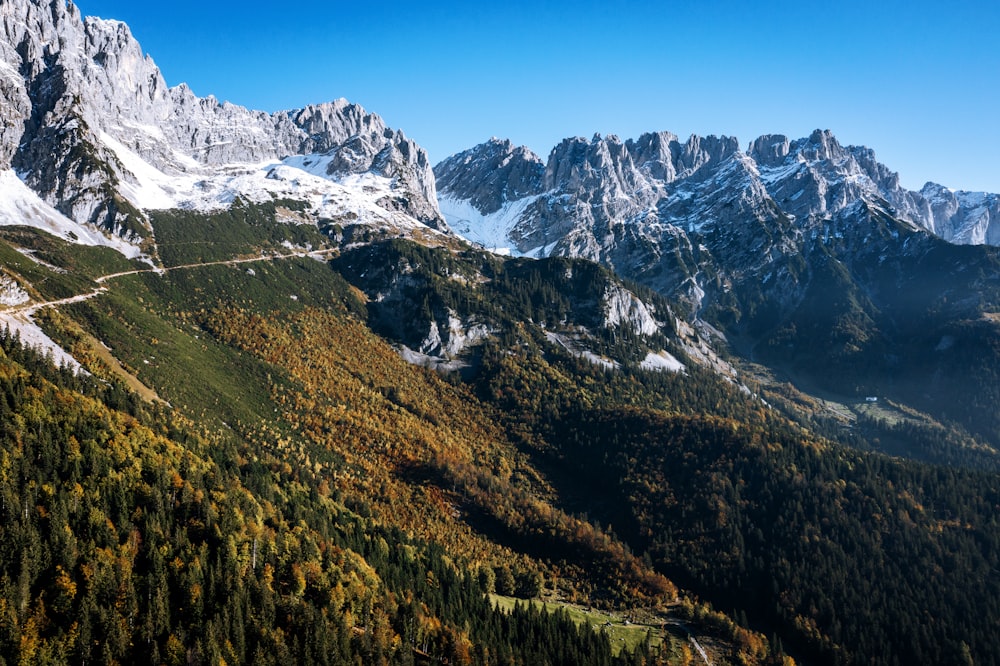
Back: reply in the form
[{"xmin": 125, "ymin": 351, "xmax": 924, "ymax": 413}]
[
  {"xmin": 955, "ymin": 190, "xmax": 995, "ymax": 207},
  {"xmin": 439, "ymin": 192, "xmax": 544, "ymax": 256},
  {"xmin": 96, "ymin": 132, "xmax": 432, "ymax": 233},
  {"xmin": 0, "ymin": 57, "xmax": 20, "ymax": 81},
  {"xmin": 282, "ymin": 154, "xmax": 338, "ymax": 179},
  {"xmin": 757, "ymin": 160, "xmax": 804, "ymax": 185},
  {"xmin": 0, "ymin": 170, "xmax": 144, "ymax": 259},
  {"xmin": 100, "ymin": 131, "xmax": 186, "ymax": 210}
]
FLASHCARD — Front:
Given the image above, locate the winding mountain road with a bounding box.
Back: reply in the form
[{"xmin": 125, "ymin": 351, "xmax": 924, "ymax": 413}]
[
  {"xmin": 0, "ymin": 246, "xmax": 340, "ymax": 370},
  {"xmin": 95, "ymin": 247, "xmax": 339, "ymax": 284}
]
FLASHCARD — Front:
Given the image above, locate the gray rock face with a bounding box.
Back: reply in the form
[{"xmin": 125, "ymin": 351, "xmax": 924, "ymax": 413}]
[
  {"xmin": 0, "ymin": 39, "xmax": 30, "ymax": 170},
  {"xmin": 434, "ymin": 138, "xmax": 545, "ymax": 214},
  {"xmin": 748, "ymin": 130, "xmax": 1000, "ymax": 244},
  {"xmin": 1, "ymin": 0, "xmax": 444, "ymax": 234},
  {"xmin": 747, "ymin": 134, "xmax": 791, "ymax": 168},
  {"xmin": 437, "ymin": 127, "xmax": 1000, "ymax": 315},
  {"xmin": 917, "ymin": 183, "xmax": 1000, "ymax": 245},
  {"xmin": 2, "ymin": 0, "xmax": 138, "ymax": 234}
]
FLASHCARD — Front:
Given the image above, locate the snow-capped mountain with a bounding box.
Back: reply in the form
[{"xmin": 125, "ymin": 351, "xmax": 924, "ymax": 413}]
[
  {"xmin": 435, "ymin": 129, "xmax": 1000, "ymax": 435},
  {"xmin": 916, "ymin": 183, "xmax": 1000, "ymax": 245},
  {"xmin": 0, "ymin": 0, "xmax": 444, "ymax": 255},
  {"xmin": 437, "ymin": 130, "xmax": 1000, "ymax": 257},
  {"xmin": 436, "ymin": 130, "xmax": 1000, "ymax": 308},
  {"xmin": 435, "ymin": 138, "xmax": 546, "ymax": 217}
]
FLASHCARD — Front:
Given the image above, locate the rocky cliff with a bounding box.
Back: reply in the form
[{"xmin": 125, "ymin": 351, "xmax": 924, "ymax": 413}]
[
  {"xmin": 0, "ymin": 0, "xmax": 444, "ymax": 245},
  {"xmin": 436, "ymin": 130, "xmax": 1000, "ymax": 311}
]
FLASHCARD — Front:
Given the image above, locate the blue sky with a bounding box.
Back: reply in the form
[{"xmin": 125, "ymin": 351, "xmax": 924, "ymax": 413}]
[{"xmin": 74, "ymin": 0, "xmax": 999, "ymax": 192}]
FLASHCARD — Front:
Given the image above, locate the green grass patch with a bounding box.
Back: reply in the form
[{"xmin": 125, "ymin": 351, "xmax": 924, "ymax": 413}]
[
  {"xmin": 0, "ymin": 227, "xmax": 141, "ymax": 300},
  {"xmin": 853, "ymin": 398, "xmax": 929, "ymax": 428},
  {"xmin": 59, "ymin": 257, "xmax": 364, "ymax": 434},
  {"xmin": 134, "ymin": 256, "xmax": 365, "ymax": 317},
  {"xmin": 63, "ymin": 273, "xmax": 283, "ymax": 430},
  {"xmin": 489, "ymin": 594, "xmax": 669, "ymax": 657},
  {"xmin": 150, "ymin": 200, "xmax": 332, "ymax": 267}
]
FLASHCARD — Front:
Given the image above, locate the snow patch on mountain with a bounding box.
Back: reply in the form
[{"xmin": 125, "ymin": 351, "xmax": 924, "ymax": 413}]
[
  {"xmin": 640, "ymin": 350, "xmax": 685, "ymax": 373},
  {"xmin": 439, "ymin": 192, "xmax": 545, "ymax": 255},
  {"xmin": 0, "ymin": 310, "xmax": 82, "ymax": 372},
  {"xmin": 93, "ymin": 131, "xmax": 442, "ymax": 235},
  {"xmin": 0, "ymin": 170, "xmax": 146, "ymax": 259},
  {"xmin": 99, "ymin": 131, "xmax": 188, "ymax": 210}
]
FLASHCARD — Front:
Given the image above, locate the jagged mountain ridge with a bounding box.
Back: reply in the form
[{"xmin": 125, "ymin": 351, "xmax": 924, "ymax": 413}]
[
  {"xmin": 434, "ymin": 130, "xmax": 1000, "ymax": 331},
  {"xmin": 436, "ymin": 131, "xmax": 1000, "ymax": 447},
  {"xmin": 1, "ymin": 0, "xmax": 714, "ymax": 389},
  {"xmin": 437, "ymin": 130, "xmax": 1000, "ymax": 261},
  {"xmin": 0, "ymin": 0, "xmax": 443, "ymax": 250}
]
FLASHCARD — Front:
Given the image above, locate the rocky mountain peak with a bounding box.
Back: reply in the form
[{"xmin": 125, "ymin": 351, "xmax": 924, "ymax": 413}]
[
  {"xmin": 747, "ymin": 134, "xmax": 791, "ymax": 168},
  {"xmin": 625, "ymin": 131, "xmax": 682, "ymax": 182},
  {"xmin": 799, "ymin": 128, "xmax": 846, "ymax": 162},
  {"xmin": 434, "ymin": 138, "xmax": 545, "ymax": 215},
  {"xmin": 544, "ymin": 134, "xmax": 642, "ymax": 194},
  {"xmin": 676, "ymin": 134, "xmax": 741, "ymax": 179},
  {"xmin": 288, "ymin": 100, "xmax": 388, "ymax": 154},
  {"xmin": 1, "ymin": 0, "xmax": 445, "ymax": 241}
]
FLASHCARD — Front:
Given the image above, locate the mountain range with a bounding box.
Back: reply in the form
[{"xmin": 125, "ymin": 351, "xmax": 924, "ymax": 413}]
[
  {"xmin": 437, "ymin": 131, "xmax": 1000, "ymax": 258},
  {"xmin": 437, "ymin": 132, "xmax": 1000, "ymax": 448},
  {"xmin": 1, "ymin": 0, "xmax": 443, "ymax": 253},
  {"xmin": 3, "ymin": 1, "xmax": 1000, "ymax": 664}
]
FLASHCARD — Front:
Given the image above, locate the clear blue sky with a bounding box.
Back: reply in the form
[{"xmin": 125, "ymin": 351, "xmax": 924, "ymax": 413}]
[{"xmin": 74, "ymin": 0, "xmax": 999, "ymax": 192}]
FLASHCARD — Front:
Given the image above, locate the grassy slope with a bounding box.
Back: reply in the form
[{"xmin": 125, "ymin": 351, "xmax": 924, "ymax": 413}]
[{"xmin": 490, "ymin": 594, "xmax": 673, "ymax": 657}]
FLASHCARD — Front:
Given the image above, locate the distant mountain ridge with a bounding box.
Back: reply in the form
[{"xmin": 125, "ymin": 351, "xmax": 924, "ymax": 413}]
[{"xmin": 437, "ymin": 131, "xmax": 1000, "ymax": 259}]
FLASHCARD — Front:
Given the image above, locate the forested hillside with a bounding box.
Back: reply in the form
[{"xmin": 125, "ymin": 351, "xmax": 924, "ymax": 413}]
[
  {"xmin": 0, "ymin": 327, "xmax": 690, "ymax": 664},
  {"xmin": 0, "ymin": 217, "xmax": 775, "ymax": 664},
  {"xmin": 1, "ymin": 206, "xmax": 999, "ymax": 665},
  {"xmin": 475, "ymin": 348, "xmax": 1000, "ymax": 663}
]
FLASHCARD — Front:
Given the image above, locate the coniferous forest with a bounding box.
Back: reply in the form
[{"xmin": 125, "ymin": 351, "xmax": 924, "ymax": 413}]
[{"xmin": 0, "ymin": 209, "xmax": 999, "ymax": 665}]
